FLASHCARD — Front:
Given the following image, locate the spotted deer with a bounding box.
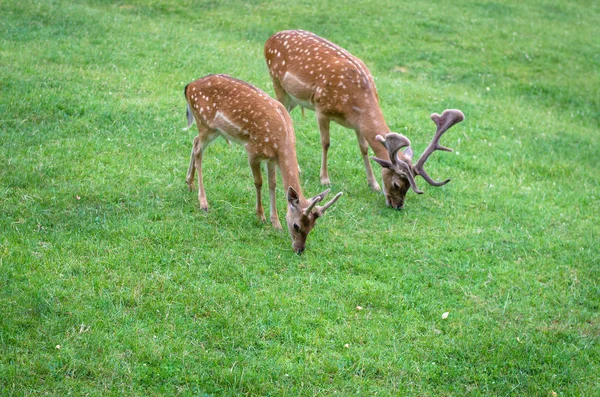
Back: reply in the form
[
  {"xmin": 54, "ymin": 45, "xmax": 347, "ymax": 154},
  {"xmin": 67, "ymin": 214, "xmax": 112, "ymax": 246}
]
[
  {"xmin": 265, "ymin": 30, "xmax": 464, "ymax": 209},
  {"xmin": 184, "ymin": 74, "xmax": 342, "ymax": 254}
]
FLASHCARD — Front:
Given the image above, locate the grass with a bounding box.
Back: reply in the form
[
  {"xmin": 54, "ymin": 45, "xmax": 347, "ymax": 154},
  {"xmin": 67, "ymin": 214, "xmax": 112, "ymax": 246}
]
[{"xmin": 1, "ymin": 0, "xmax": 598, "ymax": 395}]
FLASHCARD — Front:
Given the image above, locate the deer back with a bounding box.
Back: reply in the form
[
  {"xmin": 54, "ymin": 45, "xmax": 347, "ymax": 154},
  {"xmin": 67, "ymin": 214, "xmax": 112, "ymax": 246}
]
[
  {"xmin": 265, "ymin": 30, "xmax": 383, "ymax": 127},
  {"xmin": 185, "ymin": 74, "xmax": 296, "ymax": 161}
]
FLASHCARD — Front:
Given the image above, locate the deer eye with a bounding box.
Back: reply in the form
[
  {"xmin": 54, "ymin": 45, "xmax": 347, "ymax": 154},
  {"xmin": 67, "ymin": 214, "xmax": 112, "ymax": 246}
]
[
  {"xmin": 393, "ymin": 182, "xmax": 400, "ymax": 189},
  {"xmin": 293, "ymin": 223, "xmax": 300, "ymax": 232}
]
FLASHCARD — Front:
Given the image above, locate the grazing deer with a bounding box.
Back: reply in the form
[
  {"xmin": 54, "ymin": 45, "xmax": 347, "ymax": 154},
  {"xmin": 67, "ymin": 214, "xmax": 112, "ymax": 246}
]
[
  {"xmin": 265, "ymin": 30, "xmax": 464, "ymax": 209},
  {"xmin": 184, "ymin": 74, "xmax": 342, "ymax": 254}
]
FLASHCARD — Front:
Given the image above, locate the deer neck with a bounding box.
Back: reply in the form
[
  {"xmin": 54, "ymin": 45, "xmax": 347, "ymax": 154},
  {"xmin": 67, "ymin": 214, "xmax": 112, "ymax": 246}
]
[
  {"xmin": 276, "ymin": 149, "xmax": 307, "ymax": 204},
  {"xmin": 357, "ymin": 105, "xmax": 392, "ymax": 161}
]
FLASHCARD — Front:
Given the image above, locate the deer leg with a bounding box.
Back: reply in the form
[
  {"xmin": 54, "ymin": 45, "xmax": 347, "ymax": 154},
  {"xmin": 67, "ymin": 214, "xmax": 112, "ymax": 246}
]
[
  {"xmin": 272, "ymin": 77, "xmax": 297, "ymax": 113},
  {"xmin": 249, "ymin": 157, "xmax": 266, "ymax": 223},
  {"xmin": 356, "ymin": 130, "xmax": 381, "ymax": 191},
  {"xmin": 186, "ymin": 136, "xmax": 199, "ymax": 191},
  {"xmin": 267, "ymin": 160, "xmax": 282, "ymax": 230},
  {"xmin": 192, "ymin": 138, "xmax": 209, "ymax": 211},
  {"xmin": 317, "ymin": 111, "xmax": 331, "ymax": 185},
  {"xmin": 189, "ymin": 126, "xmax": 218, "ymax": 211}
]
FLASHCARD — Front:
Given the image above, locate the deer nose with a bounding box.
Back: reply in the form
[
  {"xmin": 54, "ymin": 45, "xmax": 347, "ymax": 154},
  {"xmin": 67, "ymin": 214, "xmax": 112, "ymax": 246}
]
[{"xmin": 295, "ymin": 247, "xmax": 305, "ymax": 255}]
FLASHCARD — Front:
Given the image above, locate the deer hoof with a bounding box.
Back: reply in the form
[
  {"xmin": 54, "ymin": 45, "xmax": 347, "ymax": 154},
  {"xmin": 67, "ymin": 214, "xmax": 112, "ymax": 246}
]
[
  {"xmin": 186, "ymin": 179, "xmax": 195, "ymax": 191},
  {"xmin": 320, "ymin": 177, "xmax": 331, "ymax": 186},
  {"xmin": 272, "ymin": 219, "xmax": 282, "ymax": 230},
  {"xmin": 199, "ymin": 199, "xmax": 209, "ymax": 212},
  {"xmin": 369, "ymin": 182, "xmax": 381, "ymax": 191}
]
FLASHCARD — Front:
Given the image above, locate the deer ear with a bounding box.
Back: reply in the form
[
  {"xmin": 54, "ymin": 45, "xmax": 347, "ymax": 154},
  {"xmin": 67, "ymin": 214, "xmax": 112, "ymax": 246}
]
[
  {"xmin": 287, "ymin": 186, "xmax": 300, "ymax": 207},
  {"xmin": 371, "ymin": 156, "xmax": 393, "ymax": 169}
]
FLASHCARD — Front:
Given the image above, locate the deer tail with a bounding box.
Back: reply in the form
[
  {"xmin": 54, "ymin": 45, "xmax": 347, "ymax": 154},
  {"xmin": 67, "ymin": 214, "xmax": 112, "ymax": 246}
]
[{"xmin": 183, "ymin": 83, "xmax": 195, "ymax": 131}]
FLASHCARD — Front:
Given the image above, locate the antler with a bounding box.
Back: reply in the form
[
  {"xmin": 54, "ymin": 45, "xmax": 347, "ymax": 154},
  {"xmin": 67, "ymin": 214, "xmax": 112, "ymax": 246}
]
[
  {"xmin": 304, "ymin": 189, "xmax": 329, "ymax": 216},
  {"xmin": 413, "ymin": 109, "xmax": 464, "ymax": 186},
  {"xmin": 304, "ymin": 188, "xmax": 343, "ymax": 216},
  {"xmin": 304, "ymin": 188, "xmax": 328, "ymax": 216},
  {"xmin": 373, "ymin": 133, "xmax": 424, "ymax": 194},
  {"xmin": 375, "ymin": 134, "xmax": 411, "ymax": 163},
  {"xmin": 316, "ymin": 191, "xmax": 343, "ymax": 216}
]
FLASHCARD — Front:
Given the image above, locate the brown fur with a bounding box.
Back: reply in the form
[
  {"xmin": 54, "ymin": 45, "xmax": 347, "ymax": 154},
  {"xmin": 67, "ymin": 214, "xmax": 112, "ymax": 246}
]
[
  {"xmin": 184, "ymin": 74, "xmax": 341, "ymax": 253},
  {"xmin": 265, "ymin": 30, "xmax": 463, "ymax": 209}
]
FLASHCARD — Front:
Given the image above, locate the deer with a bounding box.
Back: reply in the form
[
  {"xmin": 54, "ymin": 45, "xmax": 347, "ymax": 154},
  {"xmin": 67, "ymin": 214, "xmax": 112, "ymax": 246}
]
[
  {"xmin": 183, "ymin": 74, "xmax": 342, "ymax": 254},
  {"xmin": 264, "ymin": 30, "xmax": 465, "ymax": 209}
]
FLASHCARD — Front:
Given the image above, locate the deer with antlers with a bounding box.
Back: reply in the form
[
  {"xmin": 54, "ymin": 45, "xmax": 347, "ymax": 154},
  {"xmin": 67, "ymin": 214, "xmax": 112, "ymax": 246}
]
[
  {"xmin": 184, "ymin": 74, "xmax": 342, "ymax": 254},
  {"xmin": 265, "ymin": 30, "xmax": 464, "ymax": 209}
]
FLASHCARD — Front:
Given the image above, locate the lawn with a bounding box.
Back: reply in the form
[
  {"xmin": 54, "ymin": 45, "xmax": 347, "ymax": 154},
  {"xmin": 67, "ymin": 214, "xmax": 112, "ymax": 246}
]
[{"xmin": 1, "ymin": 0, "xmax": 598, "ymax": 395}]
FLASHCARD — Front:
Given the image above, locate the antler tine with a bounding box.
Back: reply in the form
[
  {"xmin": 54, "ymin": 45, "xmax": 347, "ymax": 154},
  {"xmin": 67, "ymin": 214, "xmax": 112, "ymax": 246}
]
[
  {"xmin": 376, "ymin": 133, "xmax": 411, "ymax": 165},
  {"xmin": 304, "ymin": 188, "xmax": 329, "ymax": 215},
  {"xmin": 376, "ymin": 133, "xmax": 424, "ymax": 194},
  {"xmin": 394, "ymin": 156, "xmax": 424, "ymax": 194},
  {"xmin": 413, "ymin": 109, "xmax": 464, "ymax": 186},
  {"xmin": 316, "ymin": 191, "xmax": 343, "ymax": 215}
]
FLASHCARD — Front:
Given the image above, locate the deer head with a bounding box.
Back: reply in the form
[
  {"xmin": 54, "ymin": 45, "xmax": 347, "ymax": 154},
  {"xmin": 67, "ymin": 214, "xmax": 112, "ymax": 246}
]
[
  {"xmin": 286, "ymin": 187, "xmax": 343, "ymax": 254},
  {"xmin": 371, "ymin": 109, "xmax": 465, "ymax": 209}
]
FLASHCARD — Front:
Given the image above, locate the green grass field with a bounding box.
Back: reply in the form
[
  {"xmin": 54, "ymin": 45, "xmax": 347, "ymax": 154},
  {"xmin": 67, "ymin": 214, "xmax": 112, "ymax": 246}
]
[{"xmin": 1, "ymin": 0, "xmax": 598, "ymax": 395}]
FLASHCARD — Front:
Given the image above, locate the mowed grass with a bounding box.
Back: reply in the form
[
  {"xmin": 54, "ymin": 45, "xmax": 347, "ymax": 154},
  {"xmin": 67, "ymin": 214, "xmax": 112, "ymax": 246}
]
[{"xmin": 1, "ymin": 0, "xmax": 598, "ymax": 395}]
